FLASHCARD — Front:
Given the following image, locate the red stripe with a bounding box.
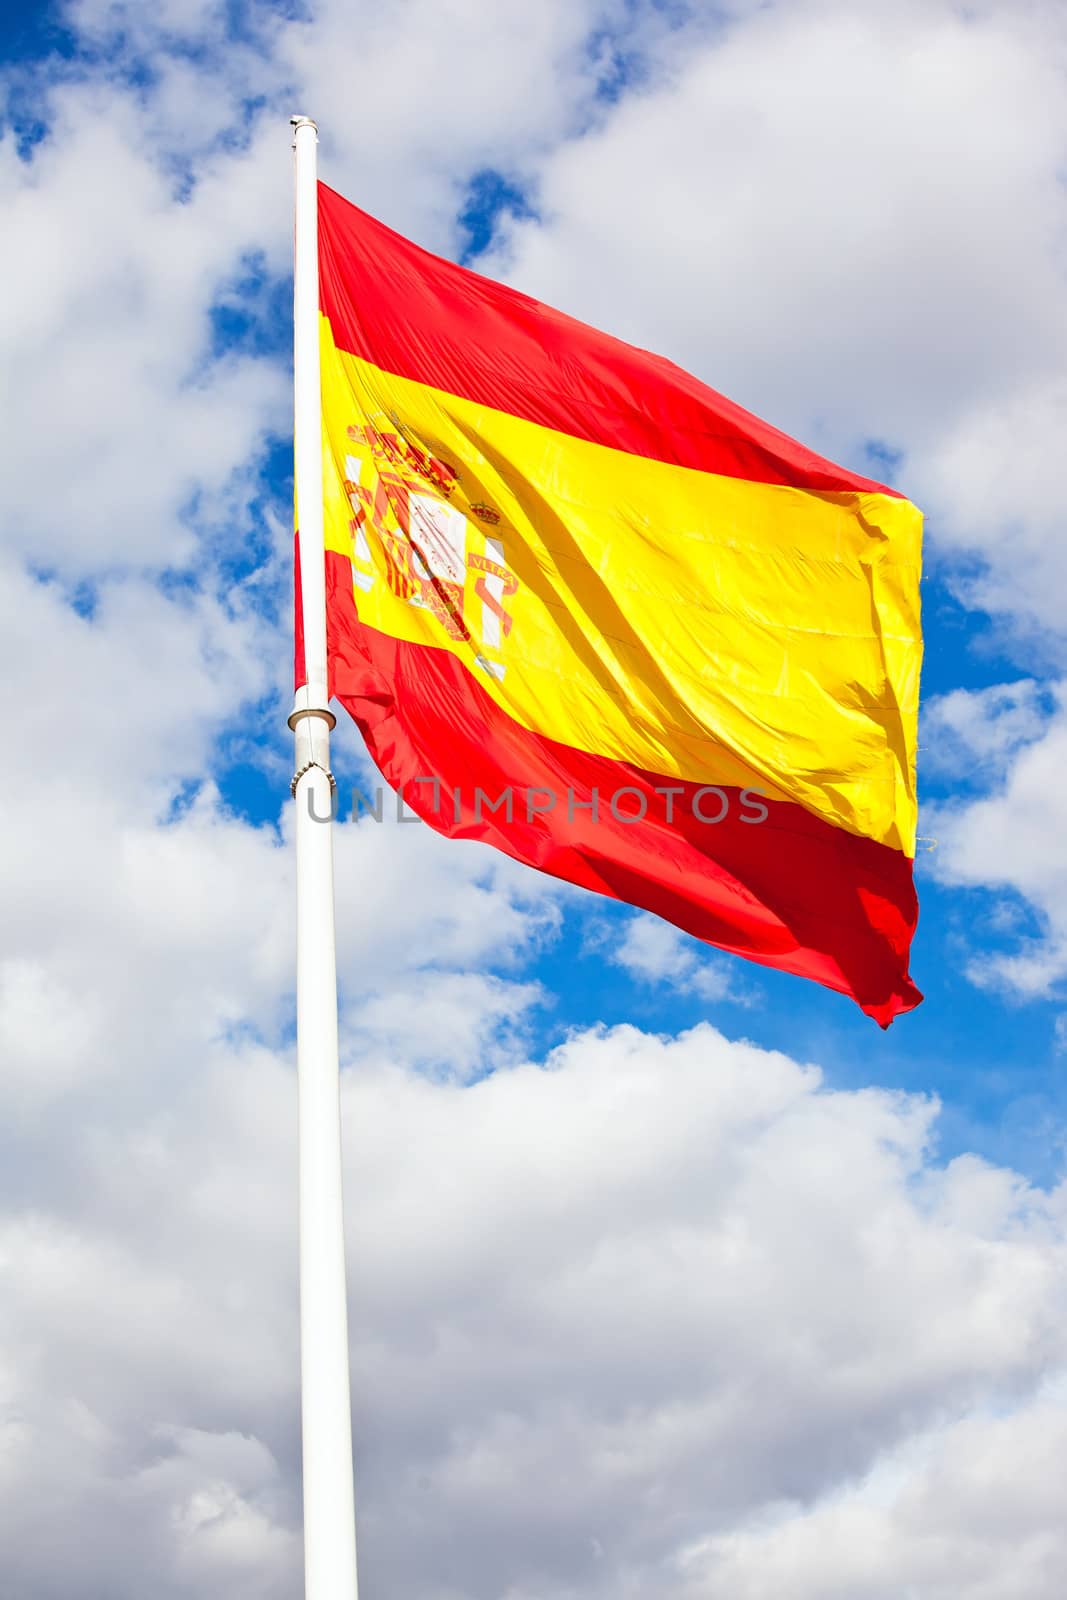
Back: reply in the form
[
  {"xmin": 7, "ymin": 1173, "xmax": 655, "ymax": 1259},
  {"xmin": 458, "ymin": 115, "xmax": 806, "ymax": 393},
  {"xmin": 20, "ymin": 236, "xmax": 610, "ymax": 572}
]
[
  {"xmin": 317, "ymin": 184, "xmax": 902, "ymax": 499},
  {"xmin": 322, "ymin": 552, "xmax": 920, "ymax": 1026}
]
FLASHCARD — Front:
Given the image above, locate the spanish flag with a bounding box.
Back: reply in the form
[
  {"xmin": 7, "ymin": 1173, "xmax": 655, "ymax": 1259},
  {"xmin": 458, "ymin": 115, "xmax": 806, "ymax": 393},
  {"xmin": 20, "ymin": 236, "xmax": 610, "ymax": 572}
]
[{"xmin": 300, "ymin": 182, "xmax": 923, "ymax": 1025}]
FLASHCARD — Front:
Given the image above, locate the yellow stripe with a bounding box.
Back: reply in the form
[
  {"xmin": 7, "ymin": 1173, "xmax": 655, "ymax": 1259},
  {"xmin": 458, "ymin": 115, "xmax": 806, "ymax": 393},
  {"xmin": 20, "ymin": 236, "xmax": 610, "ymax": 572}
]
[{"xmin": 319, "ymin": 315, "xmax": 922, "ymax": 853}]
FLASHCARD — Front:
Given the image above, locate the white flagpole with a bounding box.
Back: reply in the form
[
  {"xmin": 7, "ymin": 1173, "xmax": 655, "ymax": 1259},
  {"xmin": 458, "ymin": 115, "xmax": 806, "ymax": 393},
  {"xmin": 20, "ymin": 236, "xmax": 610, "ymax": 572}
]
[{"xmin": 288, "ymin": 114, "xmax": 360, "ymax": 1600}]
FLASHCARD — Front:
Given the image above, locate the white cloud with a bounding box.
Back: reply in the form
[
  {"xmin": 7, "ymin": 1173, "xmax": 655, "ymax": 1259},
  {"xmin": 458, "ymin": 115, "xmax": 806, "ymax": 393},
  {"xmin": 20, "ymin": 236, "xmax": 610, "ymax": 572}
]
[
  {"xmin": 591, "ymin": 910, "xmax": 751, "ymax": 1003},
  {"xmin": 282, "ymin": 0, "xmax": 693, "ymax": 253},
  {"xmin": 336, "ymin": 1030, "xmax": 1067, "ymax": 1597},
  {"xmin": 928, "ymin": 693, "xmax": 1067, "ymax": 994},
  {"xmin": 11, "ymin": 1018, "xmax": 1067, "ymax": 1597},
  {"xmin": 921, "ymin": 679, "xmax": 1057, "ymax": 783},
  {"xmin": 344, "ymin": 970, "xmax": 546, "ymax": 1079},
  {"xmin": 678, "ymin": 1387, "xmax": 1067, "ymax": 1599},
  {"xmin": 0, "ymin": 92, "xmax": 289, "ymax": 573},
  {"xmin": 482, "ymin": 0, "xmax": 1067, "ymax": 636},
  {"xmin": 917, "ymin": 377, "xmax": 1067, "ymax": 640}
]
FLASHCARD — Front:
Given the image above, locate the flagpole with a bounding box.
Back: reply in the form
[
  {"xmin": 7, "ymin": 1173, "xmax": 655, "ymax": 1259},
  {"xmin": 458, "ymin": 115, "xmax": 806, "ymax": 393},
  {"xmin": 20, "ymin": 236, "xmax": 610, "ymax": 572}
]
[{"xmin": 289, "ymin": 114, "xmax": 360, "ymax": 1600}]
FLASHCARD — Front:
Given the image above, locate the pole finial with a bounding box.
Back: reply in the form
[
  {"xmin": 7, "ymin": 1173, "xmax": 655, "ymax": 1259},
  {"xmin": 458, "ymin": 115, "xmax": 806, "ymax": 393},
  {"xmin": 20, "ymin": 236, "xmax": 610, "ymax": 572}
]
[{"xmin": 290, "ymin": 114, "xmax": 318, "ymax": 141}]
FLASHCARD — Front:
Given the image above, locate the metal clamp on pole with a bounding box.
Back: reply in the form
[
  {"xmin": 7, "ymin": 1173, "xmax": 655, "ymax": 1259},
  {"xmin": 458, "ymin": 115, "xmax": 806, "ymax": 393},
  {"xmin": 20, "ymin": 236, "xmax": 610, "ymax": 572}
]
[
  {"xmin": 288, "ymin": 706, "xmax": 337, "ymax": 731},
  {"xmin": 289, "ymin": 687, "xmax": 338, "ymax": 794}
]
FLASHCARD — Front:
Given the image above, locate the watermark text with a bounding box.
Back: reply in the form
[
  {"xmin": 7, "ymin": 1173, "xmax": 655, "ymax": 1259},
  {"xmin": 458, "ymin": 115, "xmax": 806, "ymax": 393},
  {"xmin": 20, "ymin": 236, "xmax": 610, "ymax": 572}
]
[{"xmin": 305, "ymin": 778, "xmax": 769, "ymax": 827}]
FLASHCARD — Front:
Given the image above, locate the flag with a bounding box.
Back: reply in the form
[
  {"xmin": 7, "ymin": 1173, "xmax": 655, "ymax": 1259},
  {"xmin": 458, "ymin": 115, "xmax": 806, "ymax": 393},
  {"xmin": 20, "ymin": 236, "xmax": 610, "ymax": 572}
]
[{"xmin": 299, "ymin": 181, "xmax": 923, "ymax": 1025}]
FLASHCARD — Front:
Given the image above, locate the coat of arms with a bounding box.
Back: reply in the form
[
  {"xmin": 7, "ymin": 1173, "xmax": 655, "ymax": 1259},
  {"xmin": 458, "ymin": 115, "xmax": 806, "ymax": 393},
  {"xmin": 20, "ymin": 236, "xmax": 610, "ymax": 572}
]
[{"xmin": 342, "ymin": 423, "xmax": 517, "ymax": 680}]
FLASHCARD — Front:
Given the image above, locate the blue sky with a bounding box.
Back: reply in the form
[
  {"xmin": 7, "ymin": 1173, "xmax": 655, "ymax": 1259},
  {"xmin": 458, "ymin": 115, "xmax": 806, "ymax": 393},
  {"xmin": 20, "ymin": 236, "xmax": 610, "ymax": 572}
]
[{"xmin": 5, "ymin": 2, "xmax": 1067, "ymax": 1597}]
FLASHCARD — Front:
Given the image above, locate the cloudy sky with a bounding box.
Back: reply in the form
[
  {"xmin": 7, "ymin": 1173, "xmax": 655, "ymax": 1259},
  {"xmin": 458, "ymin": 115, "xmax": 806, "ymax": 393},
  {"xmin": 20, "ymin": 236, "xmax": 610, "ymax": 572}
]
[{"xmin": 3, "ymin": 0, "xmax": 1067, "ymax": 1595}]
